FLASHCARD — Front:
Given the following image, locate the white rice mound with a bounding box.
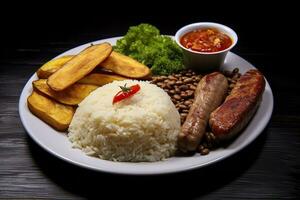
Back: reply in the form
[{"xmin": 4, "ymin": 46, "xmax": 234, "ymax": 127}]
[{"xmin": 68, "ymin": 80, "xmax": 181, "ymax": 162}]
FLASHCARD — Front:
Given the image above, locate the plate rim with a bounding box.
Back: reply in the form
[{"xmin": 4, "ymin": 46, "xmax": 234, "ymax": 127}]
[{"xmin": 19, "ymin": 36, "xmax": 274, "ymax": 175}]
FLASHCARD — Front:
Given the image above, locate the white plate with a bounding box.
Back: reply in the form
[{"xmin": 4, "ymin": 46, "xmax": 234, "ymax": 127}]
[{"xmin": 19, "ymin": 37, "xmax": 274, "ymax": 175}]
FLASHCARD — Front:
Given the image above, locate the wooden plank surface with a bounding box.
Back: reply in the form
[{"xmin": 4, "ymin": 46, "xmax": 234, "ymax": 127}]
[{"xmin": 0, "ymin": 13, "xmax": 299, "ymax": 199}]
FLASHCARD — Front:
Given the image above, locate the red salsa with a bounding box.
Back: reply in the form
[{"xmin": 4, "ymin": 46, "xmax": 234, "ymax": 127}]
[{"xmin": 180, "ymin": 28, "xmax": 232, "ymax": 52}]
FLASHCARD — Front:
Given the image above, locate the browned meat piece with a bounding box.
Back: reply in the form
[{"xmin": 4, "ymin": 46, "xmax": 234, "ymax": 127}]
[
  {"xmin": 178, "ymin": 72, "xmax": 228, "ymax": 152},
  {"xmin": 209, "ymin": 69, "xmax": 265, "ymax": 140}
]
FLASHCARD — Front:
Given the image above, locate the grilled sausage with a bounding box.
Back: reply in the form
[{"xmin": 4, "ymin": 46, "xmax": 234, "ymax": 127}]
[
  {"xmin": 209, "ymin": 69, "xmax": 265, "ymax": 140},
  {"xmin": 178, "ymin": 72, "xmax": 228, "ymax": 152}
]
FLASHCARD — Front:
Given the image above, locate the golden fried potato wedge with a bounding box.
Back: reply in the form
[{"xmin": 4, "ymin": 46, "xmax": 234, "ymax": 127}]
[
  {"xmin": 33, "ymin": 79, "xmax": 98, "ymax": 105},
  {"xmin": 27, "ymin": 91, "xmax": 75, "ymax": 131},
  {"xmin": 100, "ymin": 51, "xmax": 150, "ymax": 78},
  {"xmin": 48, "ymin": 43, "xmax": 112, "ymax": 91},
  {"xmin": 37, "ymin": 55, "xmax": 74, "ymax": 79},
  {"xmin": 78, "ymin": 73, "xmax": 128, "ymax": 86}
]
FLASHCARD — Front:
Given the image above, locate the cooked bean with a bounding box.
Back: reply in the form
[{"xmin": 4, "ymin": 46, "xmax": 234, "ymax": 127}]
[
  {"xmin": 175, "ymin": 87, "xmax": 181, "ymax": 94},
  {"xmin": 180, "ymin": 91, "xmax": 186, "ymax": 95},
  {"xmin": 179, "ymin": 104, "xmax": 187, "ymax": 109},
  {"xmin": 156, "ymin": 82, "xmax": 164, "ymax": 87},
  {"xmin": 195, "ymin": 76, "xmax": 201, "ymax": 82},
  {"xmin": 175, "ymin": 80, "xmax": 183, "ymax": 85},
  {"xmin": 155, "ymin": 77, "xmax": 162, "ymax": 82},
  {"xmin": 172, "ymin": 98, "xmax": 177, "ymax": 102},
  {"xmin": 166, "ymin": 83, "xmax": 173, "ymax": 89},
  {"xmin": 209, "ymin": 132, "xmax": 216, "ymax": 141},
  {"xmin": 200, "ymin": 148, "xmax": 210, "ymax": 155},
  {"xmin": 186, "ymin": 72, "xmax": 192, "ymax": 76},
  {"xmin": 193, "ymin": 82, "xmax": 198, "ymax": 86},
  {"xmin": 151, "ymin": 77, "xmax": 158, "ymax": 83},
  {"xmin": 180, "ymin": 91, "xmax": 187, "ymax": 97},
  {"xmin": 169, "ymin": 80, "xmax": 176, "ymax": 85},
  {"xmin": 179, "ymin": 85, "xmax": 189, "ymax": 90},
  {"xmin": 189, "ymin": 85, "xmax": 197, "ymax": 90},
  {"xmin": 173, "ymin": 94, "xmax": 181, "ymax": 100},
  {"xmin": 184, "ymin": 100, "xmax": 192, "ymax": 106},
  {"xmin": 183, "ymin": 78, "xmax": 193, "ymax": 83},
  {"xmin": 169, "ymin": 89, "xmax": 175, "ymax": 94},
  {"xmin": 186, "ymin": 90, "xmax": 194, "ymax": 97},
  {"xmin": 180, "ymin": 92, "xmax": 188, "ymax": 99},
  {"xmin": 182, "ymin": 109, "xmax": 189, "ymax": 113},
  {"xmin": 180, "ymin": 113, "xmax": 188, "ymax": 117},
  {"xmin": 168, "ymin": 75, "xmax": 177, "ymax": 80}
]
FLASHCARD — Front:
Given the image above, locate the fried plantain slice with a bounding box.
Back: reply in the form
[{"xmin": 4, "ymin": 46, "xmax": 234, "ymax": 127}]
[
  {"xmin": 37, "ymin": 55, "xmax": 74, "ymax": 79},
  {"xmin": 78, "ymin": 73, "xmax": 128, "ymax": 86},
  {"xmin": 33, "ymin": 79, "xmax": 98, "ymax": 105},
  {"xmin": 27, "ymin": 91, "xmax": 75, "ymax": 131},
  {"xmin": 47, "ymin": 43, "xmax": 112, "ymax": 91},
  {"xmin": 100, "ymin": 51, "xmax": 150, "ymax": 78}
]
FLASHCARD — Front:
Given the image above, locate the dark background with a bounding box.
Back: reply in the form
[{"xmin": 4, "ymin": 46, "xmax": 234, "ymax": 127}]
[{"xmin": 1, "ymin": 2, "xmax": 299, "ymax": 199}]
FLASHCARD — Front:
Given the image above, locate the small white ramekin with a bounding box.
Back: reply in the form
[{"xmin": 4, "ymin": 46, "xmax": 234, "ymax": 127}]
[{"xmin": 175, "ymin": 22, "xmax": 238, "ymax": 71}]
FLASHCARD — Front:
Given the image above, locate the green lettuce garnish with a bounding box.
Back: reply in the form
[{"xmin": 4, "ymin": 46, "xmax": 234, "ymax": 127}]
[{"xmin": 114, "ymin": 23, "xmax": 184, "ymax": 75}]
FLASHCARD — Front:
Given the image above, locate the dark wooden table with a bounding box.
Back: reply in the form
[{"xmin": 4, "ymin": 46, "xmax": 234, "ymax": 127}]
[{"xmin": 1, "ymin": 13, "xmax": 299, "ymax": 199}]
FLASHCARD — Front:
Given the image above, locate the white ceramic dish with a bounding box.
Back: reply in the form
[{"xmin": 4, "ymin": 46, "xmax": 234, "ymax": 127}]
[
  {"xmin": 19, "ymin": 36, "xmax": 273, "ymax": 175},
  {"xmin": 175, "ymin": 22, "xmax": 238, "ymax": 71}
]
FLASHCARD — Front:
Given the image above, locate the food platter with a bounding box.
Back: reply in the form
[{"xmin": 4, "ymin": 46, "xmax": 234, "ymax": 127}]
[{"xmin": 19, "ymin": 36, "xmax": 273, "ymax": 175}]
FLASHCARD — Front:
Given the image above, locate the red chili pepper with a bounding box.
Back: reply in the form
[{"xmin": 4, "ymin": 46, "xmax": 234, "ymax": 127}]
[{"xmin": 113, "ymin": 84, "xmax": 141, "ymax": 104}]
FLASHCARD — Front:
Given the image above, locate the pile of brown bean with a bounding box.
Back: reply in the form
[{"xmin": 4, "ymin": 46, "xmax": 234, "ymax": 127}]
[
  {"xmin": 151, "ymin": 69, "xmax": 202, "ymax": 124},
  {"xmin": 151, "ymin": 68, "xmax": 241, "ymax": 156},
  {"xmin": 223, "ymin": 68, "xmax": 241, "ymax": 95},
  {"xmin": 198, "ymin": 132, "xmax": 218, "ymax": 155}
]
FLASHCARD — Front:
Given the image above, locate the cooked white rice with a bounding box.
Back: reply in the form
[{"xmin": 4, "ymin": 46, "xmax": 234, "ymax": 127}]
[{"xmin": 68, "ymin": 80, "xmax": 180, "ymax": 162}]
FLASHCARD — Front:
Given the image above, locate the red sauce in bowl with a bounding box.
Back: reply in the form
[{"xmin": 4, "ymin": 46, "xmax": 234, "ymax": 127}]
[{"xmin": 180, "ymin": 28, "xmax": 232, "ymax": 53}]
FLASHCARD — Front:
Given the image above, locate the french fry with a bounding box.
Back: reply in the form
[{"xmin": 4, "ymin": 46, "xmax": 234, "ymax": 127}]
[
  {"xmin": 27, "ymin": 91, "xmax": 75, "ymax": 131},
  {"xmin": 47, "ymin": 43, "xmax": 112, "ymax": 91},
  {"xmin": 78, "ymin": 73, "xmax": 128, "ymax": 86},
  {"xmin": 33, "ymin": 79, "xmax": 98, "ymax": 106},
  {"xmin": 100, "ymin": 51, "xmax": 150, "ymax": 78},
  {"xmin": 37, "ymin": 55, "xmax": 74, "ymax": 79}
]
